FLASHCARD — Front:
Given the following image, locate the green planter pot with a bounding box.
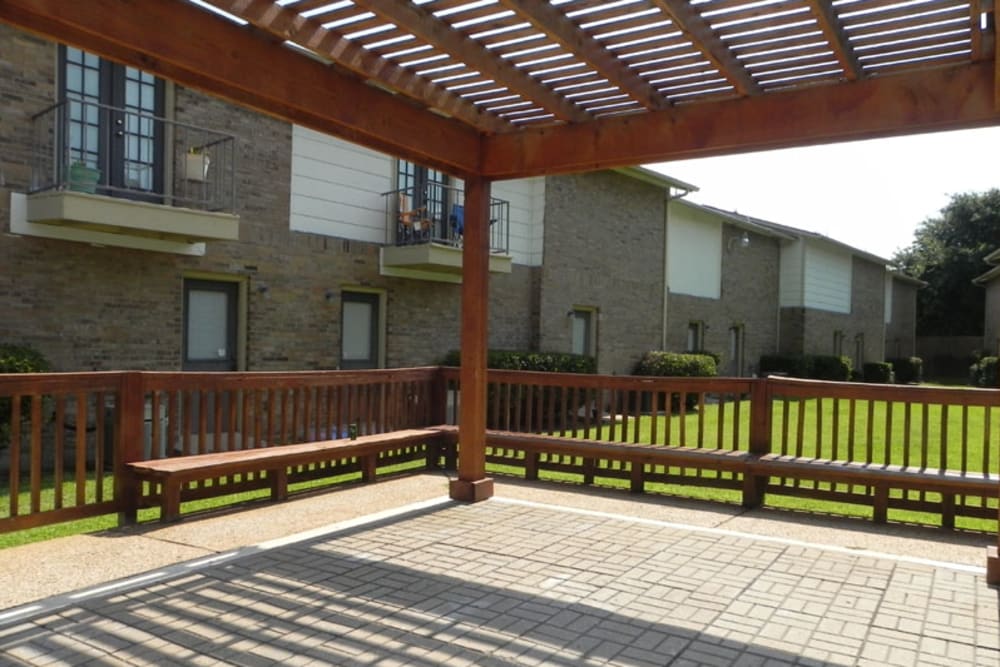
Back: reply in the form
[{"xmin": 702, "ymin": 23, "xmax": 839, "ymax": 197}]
[{"xmin": 68, "ymin": 163, "xmax": 101, "ymax": 194}]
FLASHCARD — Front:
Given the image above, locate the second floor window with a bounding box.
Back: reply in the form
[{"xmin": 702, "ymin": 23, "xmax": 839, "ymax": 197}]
[{"xmin": 61, "ymin": 46, "xmax": 164, "ymax": 195}]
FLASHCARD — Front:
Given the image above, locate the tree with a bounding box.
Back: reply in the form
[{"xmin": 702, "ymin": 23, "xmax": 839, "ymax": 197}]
[{"xmin": 893, "ymin": 189, "xmax": 1000, "ymax": 336}]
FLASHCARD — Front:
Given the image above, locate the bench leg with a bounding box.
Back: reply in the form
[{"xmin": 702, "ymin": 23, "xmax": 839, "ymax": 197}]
[
  {"xmin": 161, "ymin": 480, "xmax": 182, "ymax": 523},
  {"xmin": 873, "ymin": 484, "xmax": 888, "ymax": 524},
  {"xmin": 525, "ymin": 452, "xmax": 540, "ymax": 481},
  {"xmin": 425, "ymin": 443, "xmax": 442, "ymax": 470},
  {"xmin": 941, "ymin": 493, "xmax": 956, "ymax": 530},
  {"xmin": 630, "ymin": 462, "xmax": 644, "ymax": 494},
  {"xmin": 362, "ymin": 454, "xmax": 377, "ymax": 483},
  {"xmin": 987, "ymin": 546, "xmax": 1000, "ymax": 585},
  {"xmin": 742, "ymin": 472, "xmax": 767, "ymax": 508},
  {"xmin": 270, "ymin": 467, "xmax": 288, "ymax": 502},
  {"xmin": 582, "ymin": 458, "xmax": 595, "ymax": 485}
]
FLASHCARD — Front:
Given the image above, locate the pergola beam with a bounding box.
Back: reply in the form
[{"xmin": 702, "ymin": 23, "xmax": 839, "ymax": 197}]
[
  {"xmin": 352, "ymin": 0, "xmax": 591, "ymax": 124},
  {"xmin": 481, "ymin": 61, "xmax": 1000, "ymax": 179},
  {"xmin": 0, "ymin": 0, "xmax": 482, "ymax": 178},
  {"xmin": 649, "ymin": 0, "xmax": 761, "ymax": 96},
  {"xmin": 497, "ymin": 0, "xmax": 669, "ymax": 112},
  {"xmin": 805, "ymin": 0, "xmax": 864, "ymax": 81},
  {"xmin": 207, "ymin": 0, "xmax": 510, "ymax": 133}
]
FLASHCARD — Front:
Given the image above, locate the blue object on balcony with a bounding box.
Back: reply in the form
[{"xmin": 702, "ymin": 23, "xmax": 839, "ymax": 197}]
[{"xmin": 449, "ymin": 204, "xmax": 464, "ymax": 236}]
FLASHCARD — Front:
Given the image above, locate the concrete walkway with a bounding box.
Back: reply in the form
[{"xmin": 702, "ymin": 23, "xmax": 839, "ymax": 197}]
[{"xmin": 1, "ymin": 474, "xmax": 997, "ymax": 665}]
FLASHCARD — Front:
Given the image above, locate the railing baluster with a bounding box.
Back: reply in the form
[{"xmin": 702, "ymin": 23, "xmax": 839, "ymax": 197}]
[
  {"xmin": 74, "ymin": 392, "xmax": 86, "ymax": 507},
  {"xmin": 94, "ymin": 392, "xmax": 104, "ymax": 504},
  {"xmin": 54, "ymin": 396, "xmax": 65, "ymax": 509},
  {"xmin": 30, "ymin": 394, "xmax": 43, "ymax": 513}
]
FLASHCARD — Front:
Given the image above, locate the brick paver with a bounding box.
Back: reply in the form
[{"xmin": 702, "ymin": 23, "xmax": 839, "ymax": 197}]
[{"xmin": 0, "ymin": 499, "xmax": 996, "ymax": 666}]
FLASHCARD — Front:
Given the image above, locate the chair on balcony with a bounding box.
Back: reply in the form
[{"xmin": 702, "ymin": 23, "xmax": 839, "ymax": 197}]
[{"xmin": 398, "ymin": 193, "xmax": 429, "ymax": 244}]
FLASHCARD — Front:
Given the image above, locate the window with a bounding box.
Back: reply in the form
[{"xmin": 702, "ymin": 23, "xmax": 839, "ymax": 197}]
[
  {"xmin": 570, "ymin": 308, "xmax": 596, "ymax": 357},
  {"xmin": 686, "ymin": 321, "xmax": 704, "ymax": 352},
  {"xmin": 728, "ymin": 325, "xmax": 745, "ymax": 377},
  {"xmin": 60, "ymin": 46, "xmax": 164, "ymax": 196},
  {"xmin": 397, "ymin": 160, "xmax": 450, "ymax": 240},
  {"xmin": 341, "ymin": 291, "xmax": 383, "ymax": 369}
]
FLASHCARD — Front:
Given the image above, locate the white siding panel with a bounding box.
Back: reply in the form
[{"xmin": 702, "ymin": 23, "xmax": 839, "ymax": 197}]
[
  {"xmin": 803, "ymin": 243, "xmax": 851, "ymax": 313},
  {"xmin": 289, "ymin": 126, "xmax": 392, "ymax": 243},
  {"xmin": 493, "ymin": 177, "xmax": 544, "ymax": 266},
  {"xmin": 779, "ymin": 240, "xmax": 804, "ymax": 307},
  {"xmin": 668, "ymin": 205, "xmax": 721, "ymax": 299}
]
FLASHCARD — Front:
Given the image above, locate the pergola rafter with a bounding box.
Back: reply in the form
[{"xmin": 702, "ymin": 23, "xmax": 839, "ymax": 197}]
[
  {"xmin": 206, "ymin": 0, "xmax": 512, "ymax": 132},
  {"xmin": 648, "ymin": 0, "xmax": 761, "ymax": 96},
  {"xmin": 804, "ymin": 0, "xmax": 863, "ymax": 80},
  {"xmin": 350, "ymin": 0, "xmax": 592, "ymax": 124},
  {"xmin": 496, "ymin": 0, "xmax": 670, "ymax": 112}
]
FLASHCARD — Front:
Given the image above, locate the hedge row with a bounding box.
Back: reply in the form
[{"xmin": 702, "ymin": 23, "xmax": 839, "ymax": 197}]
[
  {"xmin": 759, "ymin": 354, "xmax": 852, "ymax": 381},
  {"xmin": 1, "ymin": 344, "xmax": 51, "ymax": 451},
  {"xmin": 633, "ymin": 351, "xmax": 718, "ymax": 378},
  {"xmin": 970, "ymin": 356, "xmax": 999, "ymax": 388},
  {"xmin": 441, "ymin": 350, "xmax": 597, "ymax": 374}
]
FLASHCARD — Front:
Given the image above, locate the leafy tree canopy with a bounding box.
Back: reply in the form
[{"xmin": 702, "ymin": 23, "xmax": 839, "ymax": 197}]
[{"xmin": 892, "ymin": 189, "xmax": 1000, "ymax": 336}]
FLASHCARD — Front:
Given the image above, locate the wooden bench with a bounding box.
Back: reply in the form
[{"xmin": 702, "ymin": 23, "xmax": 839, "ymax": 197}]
[
  {"xmin": 746, "ymin": 454, "xmax": 999, "ymax": 525},
  {"xmin": 433, "ymin": 427, "xmax": 997, "ymax": 525},
  {"xmin": 127, "ymin": 428, "xmax": 453, "ymax": 522},
  {"xmin": 458, "ymin": 427, "xmax": 751, "ymax": 492}
]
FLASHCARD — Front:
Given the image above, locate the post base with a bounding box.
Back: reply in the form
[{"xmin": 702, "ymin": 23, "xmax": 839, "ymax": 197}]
[
  {"xmin": 449, "ymin": 477, "xmax": 494, "ymax": 502},
  {"xmin": 987, "ymin": 546, "xmax": 1000, "ymax": 585}
]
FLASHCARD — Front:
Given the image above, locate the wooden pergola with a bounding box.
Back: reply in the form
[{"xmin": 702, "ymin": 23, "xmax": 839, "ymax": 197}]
[{"xmin": 4, "ymin": 0, "xmax": 1000, "ymax": 502}]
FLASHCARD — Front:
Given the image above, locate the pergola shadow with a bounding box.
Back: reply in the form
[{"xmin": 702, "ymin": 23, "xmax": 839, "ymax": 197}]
[{"xmin": 4, "ymin": 500, "xmax": 996, "ymax": 665}]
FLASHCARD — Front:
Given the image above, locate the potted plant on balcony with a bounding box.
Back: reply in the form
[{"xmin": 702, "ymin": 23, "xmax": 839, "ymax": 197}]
[
  {"xmin": 185, "ymin": 147, "xmax": 211, "ymax": 182},
  {"xmin": 68, "ymin": 161, "xmax": 101, "ymax": 194}
]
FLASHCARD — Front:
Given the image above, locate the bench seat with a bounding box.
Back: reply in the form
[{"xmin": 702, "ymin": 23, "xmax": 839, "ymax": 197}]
[{"xmin": 128, "ymin": 428, "xmax": 451, "ymax": 522}]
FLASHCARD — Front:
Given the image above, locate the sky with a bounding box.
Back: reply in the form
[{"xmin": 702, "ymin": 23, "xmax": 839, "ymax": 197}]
[{"xmin": 647, "ymin": 125, "xmax": 1000, "ymax": 261}]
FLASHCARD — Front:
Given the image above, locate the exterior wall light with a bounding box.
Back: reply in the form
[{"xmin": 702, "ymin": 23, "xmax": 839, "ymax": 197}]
[{"xmin": 728, "ymin": 231, "xmax": 750, "ymax": 251}]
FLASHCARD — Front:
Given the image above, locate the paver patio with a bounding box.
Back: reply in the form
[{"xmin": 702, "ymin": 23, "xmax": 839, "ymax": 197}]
[{"xmin": 0, "ymin": 494, "xmax": 996, "ymax": 666}]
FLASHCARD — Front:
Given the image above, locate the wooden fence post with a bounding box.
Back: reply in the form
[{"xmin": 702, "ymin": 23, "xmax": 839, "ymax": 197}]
[
  {"xmin": 117, "ymin": 371, "xmax": 145, "ymax": 525},
  {"xmin": 742, "ymin": 377, "xmax": 771, "ymax": 508}
]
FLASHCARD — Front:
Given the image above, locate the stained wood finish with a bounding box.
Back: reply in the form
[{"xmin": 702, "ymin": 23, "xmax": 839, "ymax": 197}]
[
  {"xmin": 129, "ymin": 428, "xmax": 449, "ymax": 522},
  {"xmin": 3, "ymin": 0, "xmax": 996, "ymax": 177},
  {"xmin": 453, "ymin": 175, "xmax": 493, "ymax": 502}
]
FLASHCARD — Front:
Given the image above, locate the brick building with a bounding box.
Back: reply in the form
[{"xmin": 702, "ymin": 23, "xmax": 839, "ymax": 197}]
[{"xmin": 1, "ymin": 27, "xmax": 911, "ymax": 377}]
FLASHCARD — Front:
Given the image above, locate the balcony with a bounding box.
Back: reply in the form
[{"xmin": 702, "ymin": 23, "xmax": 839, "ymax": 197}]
[
  {"xmin": 14, "ymin": 98, "xmax": 239, "ymax": 252},
  {"xmin": 380, "ymin": 183, "xmax": 512, "ymax": 282}
]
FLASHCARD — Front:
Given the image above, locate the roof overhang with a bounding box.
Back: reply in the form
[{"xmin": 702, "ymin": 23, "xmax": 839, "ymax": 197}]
[{"xmin": 3, "ymin": 0, "xmax": 999, "ymax": 181}]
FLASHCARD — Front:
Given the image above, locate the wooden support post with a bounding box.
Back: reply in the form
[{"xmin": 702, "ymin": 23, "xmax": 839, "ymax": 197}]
[
  {"xmin": 450, "ymin": 175, "xmax": 494, "ymax": 503},
  {"xmin": 742, "ymin": 378, "xmax": 771, "ymax": 508},
  {"xmin": 117, "ymin": 371, "xmax": 145, "ymax": 525}
]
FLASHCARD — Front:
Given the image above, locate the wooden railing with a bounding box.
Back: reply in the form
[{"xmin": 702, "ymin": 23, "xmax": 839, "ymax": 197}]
[
  {"xmin": 440, "ymin": 369, "xmax": 1000, "ymax": 532},
  {"xmin": 2, "ymin": 367, "xmax": 998, "ymax": 538},
  {"xmin": 1, "ymin": 368, "xmax": 443, "ymax": 532},
  {"xmin": 0, "ymin": 372, "xmax": 123, "ymax": 532}
]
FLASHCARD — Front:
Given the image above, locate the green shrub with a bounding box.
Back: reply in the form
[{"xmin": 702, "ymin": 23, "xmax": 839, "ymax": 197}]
[
  {"xmin": 759, "ymin": 354, "xmax": 851, "ymax": 381},
  {"xmin": 759, "ymin": 354, "xmax": 810, "ymax": 378},
  {"xmin": 633, "ymin": 351, "xmax": 718, "ymax": 378},
  {"xmin": 887, "ymin": 357, "xmax": 923, "ymax": 384},
  {"xmin": 970, "ymin": 356, "xmax": 999, "ymax": 387},
  {"xmin": 811, "ymin": 355, "xmax": 852, "ymax": 381},
  {"xmin": 441, "ymin": 349, "xmax": 596, "ymax": 374},
  {"xmin": 0, "ymin": 344, "xmax": 51, "ymax": 451},
  {"xmin": 862, "ymin": 362, "xmax": 894, "ymax": 384}
]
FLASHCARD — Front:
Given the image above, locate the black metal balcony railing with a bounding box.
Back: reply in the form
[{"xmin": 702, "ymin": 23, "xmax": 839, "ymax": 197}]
[
  {"xmin": 30, "ymin": 98, "xmax": 237, "ymax": 214},
  {"xmin": 384, "ymin": 183, "xmax": 510, "ymax": 253}
]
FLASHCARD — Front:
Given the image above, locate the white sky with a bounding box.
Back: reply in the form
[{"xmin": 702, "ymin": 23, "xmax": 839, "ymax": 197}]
[{"xmin": 647, "ymin": 126, "xmax": 1000, "ymax": 261}]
